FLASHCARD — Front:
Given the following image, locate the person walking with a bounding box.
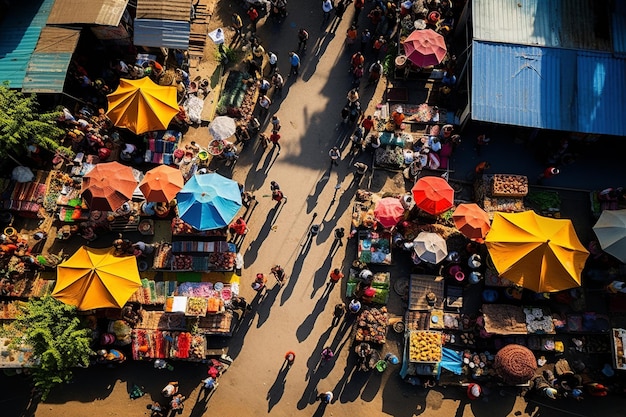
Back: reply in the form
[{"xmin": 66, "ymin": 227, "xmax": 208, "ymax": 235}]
[
  {"xmin": 321, "ymin": 347, "xmax": 335, "ymax": 363},
  {"xmin": 321, "ymin": 0, "xmax": 333, "ymax": 24},
  {"xmin": 259, "ymin": 78, "xmax": 271, "ymax": 96},
  {"xmin": 289, "ymin": 52, "xmax": 300, "ymax": 76},
  {"xmin": 360, "ymin": 28, "xmax": 371, "ymax": 52},
  {"xmin": 268, "ymin": 51, "xmax": 278, "ymax": 75},
  {"xmin": 329, "ymin": 268, "xmax": 344, "ymax": 283},
  {"xmin": 353, "ymin": 0, "xmax": 364, "ymax": 24},
  {"xmin": 284, "ymin": 351, "xmax": 296, "ymax": 366},
  {"xmin": 361, "ymin": 115, "xmax": 374, "ymax": 136},
  {"xmin": 329, "ymin": 146, "xmax": 341, "ymax": 166},
  {"xmin": 271, "ymin": 115, "xmax": 281, "ymax": 131},
  {"xmin": 169, "ymin": 393, "xmax": 185, "ymax": 411},
  {"xmin": 353, "ymin": 162, "xmax": 368, "ymax": 183},
  {"xmin": 537, "ymin": 167, "xmax": 560, "ymax": 184},
  {"xmin": 247, "ymin": 6, "xmax": 259, "ymax": 33},
  {"xmin": 231, "ymin": 13, "xmax": 243, "ymax": 38},
  {"xmin": 272, "ymin": 71, "xmax": 284, "ymax": 94},
  {"xmin": 332, "ymin": 303, "xmax": 345, "ymax": 326},
  {"xmin": 318, "ymin": 391, "xmax": 333, "ymax": 404},
  {"xmin": 334, "ymin": 227, "xmax": 345, "ymax": 246},
  {"xmin": 202, "ymin": 376, "xmax": 219, "ymax": 392},
  {"xmin": 271, "ymin": 181, "xmax": 286, "ymax": 202},
  {"xmin": 297, "ymin": 28, "xmax": 309, "ymax": 51},
  {"xmin": 271, "ymin": 264, "xmax": 286, "ymax": 285},
  {"xmin": 269, "ymin": 130, "xmax": 281, "ymax": 153}
]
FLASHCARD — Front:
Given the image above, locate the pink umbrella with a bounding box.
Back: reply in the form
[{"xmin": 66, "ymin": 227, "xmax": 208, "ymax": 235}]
[
  {"xmin": 403, "ymin": 29, "xmax": 447, "ymax": 67},
  {"xmin": 374, "ymin": 197, "xmax": 405, "ymax": 228}
]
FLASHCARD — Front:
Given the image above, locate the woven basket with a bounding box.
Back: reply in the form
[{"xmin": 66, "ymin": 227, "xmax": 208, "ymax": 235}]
[{"xmin": 494, "ymin": 344, "xmax": 537, "ymax": 384}]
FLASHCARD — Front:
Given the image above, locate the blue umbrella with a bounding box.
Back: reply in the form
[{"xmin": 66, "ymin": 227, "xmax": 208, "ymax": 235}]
[{"xmin": 176, "ymin": 173, "xmax": 242, "ymax": 230}]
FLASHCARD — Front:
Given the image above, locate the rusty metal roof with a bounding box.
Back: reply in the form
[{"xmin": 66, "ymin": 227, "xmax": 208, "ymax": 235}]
[
  {"xmin": 47, "ymin": 0, "xmax": 128, "ymax": 26},
  {"xmin": 136, "ymin": 0, "xmax": 192, "ymax": 22}
]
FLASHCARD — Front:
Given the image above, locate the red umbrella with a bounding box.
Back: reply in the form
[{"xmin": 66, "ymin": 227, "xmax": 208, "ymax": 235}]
[
  {"xmin": 374, "ymin": 197, "xmax": 405, "ymax": 228},
  {"xmin": 452, "ymin": 203, "xmax": 491, "ymax": 241},
  {"xmin": 82, "ymin": 162, "xmax": 138, "ymax": 211},
  {"xmin": 412, "ymin": 176, "xmax": 454, "ymax": 215},
  {"xmin": 403, "ymin": 29, "xmax": 447, "ymax": 67}
]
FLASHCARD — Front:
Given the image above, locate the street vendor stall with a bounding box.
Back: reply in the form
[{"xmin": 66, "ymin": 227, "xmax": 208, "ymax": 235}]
[
  {"xmin": 0, "ymin": 170, "xmax": 49, "ymax": 217},
  {"xmin": 611, "ymin": 328, "xmax": 626, "ymax": 370},
  {"xmin": 346, "ymin": 270, "xmax": 390, "ymax": 304},
  {"xmin": 143, "ymin": 130, "xmax": 182, "ymax": 165},
  {"xmin": 357, "ymin": 230, "xmax": 392, "ymax": 265}
]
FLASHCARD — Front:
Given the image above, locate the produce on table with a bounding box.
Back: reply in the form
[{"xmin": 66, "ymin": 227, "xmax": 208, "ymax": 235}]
[
  {"xmin": 354, "ymin": 307, "xmax": 389, "ymax": 344},
  {"xmin": 153, "ymin": 243, "xmax": 172, "ymax": 269},
  {"xmin": 209, "ymin": 252, "xmax": 235, "ymax": 271},
  {"xmin": 173, "ymin": 254, "xmax": 193, "ymax": 270},
  {"xmin": 491, "ymin": 174, "xmax": 529, "ymax": 197},
  {"xmin": 185, "ymin": 297, "xmax": 208, "ymax": 317},
  {"xmin": 409, "ymin": 331, "xmax": 443, "ymax": 362}
]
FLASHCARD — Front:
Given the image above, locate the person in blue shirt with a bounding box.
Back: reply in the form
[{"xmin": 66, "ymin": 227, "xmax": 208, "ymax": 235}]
[{"xmin": 289, "ymin": 52, "xmax": 301, "ymax": 76}]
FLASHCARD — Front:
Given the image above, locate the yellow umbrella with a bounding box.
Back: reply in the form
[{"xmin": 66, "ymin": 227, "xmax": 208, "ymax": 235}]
[
  {"xmin": 52, "ymin": 247, "xmax": 141, "ymax": 310},
  {"xmin": 106, "ymin": 78, "xmax": 179, "ymax": 135},
  {"xmin": 485, "ymin": 211, "xmax": 589, "ymax": 292}
]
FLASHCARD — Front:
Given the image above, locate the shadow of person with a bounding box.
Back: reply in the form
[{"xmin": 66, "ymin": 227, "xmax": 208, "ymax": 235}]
[
  {"xmin": 256, "ymin": 284, "xmax": 281, "ymax": 328},
  {"xmin": 267, "ymin": 361, "xmax": 290, "ymax": 412},
  {"xmin": 281, "ymin": 232, "xmax": 313, "ymax": 305},
  {"xmin": 310, "ymin": 254, "xmax": 334, "ymax": 298},
  {"xmin": 244, "ymin": 205, "xmax": 278, "ymax": 265},
  {"xmin": 297, "ymin": 285, "xmax": 332, "ymax": 342},
  {"xmin": 307, "ymin": 172, "xmax": 330, "ymax": 213}
]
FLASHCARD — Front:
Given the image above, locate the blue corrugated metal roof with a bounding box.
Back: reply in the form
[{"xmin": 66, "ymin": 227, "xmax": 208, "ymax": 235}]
[
  {"xmin": 22, "ymin": 52, "xmax": 73, "ymax": 93},
  {"xmin": 0, "ymin": 0, "xmax": 55, "ymax": 89},
  {"xmin": 134, "ymin": 19, "xmax": 190, "ymax": 49},
  {"xmin": 471, "ymin": 41, "xmax": 626, "ymax": 136},
  {"xmin": 613, "ymin": 0, "xmax": 626, "ymax": 55}
]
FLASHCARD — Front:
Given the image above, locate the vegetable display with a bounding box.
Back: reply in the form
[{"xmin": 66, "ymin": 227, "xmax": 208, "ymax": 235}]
[
  {"xmin": 491, "ymin": 174, "xmax": 529, "ymax": 197},
  {"xmin": 354, "ymin": 307, "xmax": 389, "ymax": 344},
  {"xmin": 409, "ymin": 331, "xmax": 442, "ymax": 362}
]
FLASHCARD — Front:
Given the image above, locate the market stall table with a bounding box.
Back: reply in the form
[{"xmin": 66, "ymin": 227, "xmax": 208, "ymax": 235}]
[
  {"xmin": 357, "ymin": 230, "xmax": 392, "ymax": 265},
  {"xmin": 408, "ymin": 274, "xmax": 444, "ymax": 311}
]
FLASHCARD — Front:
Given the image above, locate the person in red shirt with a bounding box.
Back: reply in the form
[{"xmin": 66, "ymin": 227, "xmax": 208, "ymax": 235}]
[
  {"xmin": 329, "ymin": 268, "xmax": 344, "ymax": 283},
  {"xmin": 361, "ymin": 115, "xmax": 374, "ymax": 136},
  {"xmin": 270, "ymin": 130, "xmax": 281, "ymax": 153},
  {"xmin": 247, "ymin": 7, "xmax": 259, "ymax": 32},
  {"xmin": 350, "ymin": 52, "xmax": 364, "ymax": 72},
  {"xmin": 229, "ymin": 217, "xmax": 248, "ymax": 236},
  {"xmin": 353, "ymin": 0, "xmax": 364, "ymax": 23}
]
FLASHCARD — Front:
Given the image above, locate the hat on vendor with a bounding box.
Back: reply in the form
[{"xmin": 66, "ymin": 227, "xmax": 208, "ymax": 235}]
[
  {"xmin": 467, "ymin": 383, "xmax": 481, "ymax": 399},
  {"xmin": 545, "ymin": 387, "xmax": 558, "ymax": 399},
  {"xmin": 396, "ymin": 106, "xmax": 403, "ymax": 114}
]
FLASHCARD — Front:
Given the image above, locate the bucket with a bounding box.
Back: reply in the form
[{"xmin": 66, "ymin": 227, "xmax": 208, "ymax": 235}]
[
  {"xmin": 4, "ymin": 227, "xmax": 16, "ymax": 238},
  {"xmin": 455, "ymin": 271, "xmax": 465, "ymax": 282},
  {"xmin": 395, "ymin": 55, "xmax": 407, "ymax": 69},
  {"xmin": 198, "ymin": 150, "xmax": 209, "ymax": 161}
]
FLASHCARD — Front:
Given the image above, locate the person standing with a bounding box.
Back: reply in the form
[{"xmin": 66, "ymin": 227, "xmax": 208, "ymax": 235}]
[
  {"xmin": 334, "ymin": 227, "xmax": 345, "ymax": 246},
  {"xmin": 361, "ymin": 115, "xmax": 374, "ymax": 136},
  {"xmin": 259, "ymin": 78, "xmax": 271, "ymax": 96},
  {"xmin": 271, "ymin": 181, "xmax": 286, "ymax": 202},
  {"xmin": 269, "ymin": 130, "xmax": 281, "ymax": 153},
  {"xmin": 334, "ymin": 0, "xmax": 346, "ymax": 22},
  {"xmin": 247, "ymin": 6, "xmax": 259, "ymax": 33},
  {"xmin": 258, "ymin": 94, "xmax": 271, "ymax": 120},
  {"xmin": 332, "ymin": 303, "xmax": 345, "ymax": 326},
  {"xmin": 360, "ymin": 28, "xmax": 371, "ymax": 52},
  {"xmin": 289, "ymin": 52, "xmax": 301, "ymax": 76},
  {"xmin": 272, "ymin": 71, "xmax": 284, "ymax": 94},
  {"xmin": 202, "ymin": 376, "xmax": 219, "ymax": 391},
  {"xmin": 318, "ymin": 391, "xmax": 333, "ymax": 404},
  {"xmin": 353, "ymin": 162, "xmax": 368, "ymax": 183},
  {"xmin": 231, "ymin": 13, "xmax": 243, "ymax": 38},
  {"xmin": 271, "ymin": 115, "xmax": 281, "ymax": 131},
  {"xmin": 297, "ymin": 28, "xmax": 309, "ymax": 51},
  {"xmin": 353, "ymin": 0, "xmax": 364, "ymax": 24},
  {"xmin": 268, "ymin": 51, "xmax": 278, "ymax": 75},
  {"xmin": 284, "ymin": 351, "xmax": 296, "ymax": 366},
  {"xmin": 329, "ymin": 146, "xmax": 341, "ymax": 166}
]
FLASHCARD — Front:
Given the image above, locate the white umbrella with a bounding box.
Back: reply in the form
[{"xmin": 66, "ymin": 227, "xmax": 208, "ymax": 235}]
[
  {"xmin": 413, "ymin": 232, "xmax": 448, "ymax": 264},
  {"xmin": 593, "ymin": 209, "xmax": 626, "ymax": 263},
  {"xmin": 12, "ymin": 166, "xmax": 35, "ymax": 183},
  {"xmin": 209, "ymin": 116, "xmax": 237, "ymax": 141}
]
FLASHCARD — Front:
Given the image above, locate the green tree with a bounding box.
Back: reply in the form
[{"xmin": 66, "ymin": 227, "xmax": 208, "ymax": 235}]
[
  {"xmin": 2, "ymin": 295, "xmax": 93, "ymax": 400},
  {"xmin": 0, "ymin": 83, "xmax": 68, "ymax": 159}
]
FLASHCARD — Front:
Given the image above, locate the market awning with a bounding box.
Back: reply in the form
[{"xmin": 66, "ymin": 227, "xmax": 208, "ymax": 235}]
[
  {"xmin": 47, "ymin": 0, "xmax": 128, "ymax": 26},
  {"xmin": 22, "ymin": 27, "xmax": 81, "ymax": 93}
]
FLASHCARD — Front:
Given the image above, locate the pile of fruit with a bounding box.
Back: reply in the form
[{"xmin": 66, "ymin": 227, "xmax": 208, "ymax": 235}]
[
  {"xmin": 185, "ymin": 297, "xmax": 208, "ymax": 316},
  {"xmin": 171, "ymin": 218, "xmax": 197, "ymax": 235},
  {"xmin": 355, "ymin": 307, "xmax": 389, "ymax": 344},
  {"xmin": 409, "ymin": 331, "xmax": 442, "ymax": 362},
  {"xmin": 491, "ymin": 174, "xmax": 529, "ymax": 197},
  {"xmin": 209, "ymin": 252, "xmax": 235, "ymax": 271},
  {"xmin": 173, "ymin": 255, "xmax": 193, "ymax": 270}
]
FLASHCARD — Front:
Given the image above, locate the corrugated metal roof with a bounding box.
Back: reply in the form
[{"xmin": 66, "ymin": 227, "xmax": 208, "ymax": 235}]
[
  {"xmin": 471, "ymin": 41, "xmax": 626, "ymax": 136},
  {"xmin": 22, "ymin": 52, "xmax": 73, "ymax": 93},
  {"xmin": 21, "ymin": 27, "xmax": 80, "ymax": 93},
  {"xmin": 473, "ymin": 0, "xmax": 612, "ymax": 52},
  {"xmin": 47, "ymin": 0, "xmax": 128, "ymax": 26},
  {"xmin": 612, "ymin": 0, "xmax": 626, "ymax": 55},
  {"xmin": 136, "ymin": 0, "xmax": 191, "ymax": 22},
  {"xmin": 134, "ymin": 19, "xmax": 190, "ymax": 49},
  {"xmin": 0, "ymin": 0, "xmax": 55, "ymax": 89}
]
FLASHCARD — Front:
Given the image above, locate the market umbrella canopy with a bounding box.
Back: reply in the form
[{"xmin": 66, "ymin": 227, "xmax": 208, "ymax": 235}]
[
  {"xmin": 106, "ymin": 77, "xmax": 179, "ymax": 135},
  {"xmin": 139, "ymin": 165, "xmax": 184, "ymax": 202},
  {"xmin": 53, "ymin": 246, "xmax": 141, "ymax": 310},
  {"xmin": 403, "ymin": 29, "xmax": 447, "ymax": 67},
  {"xmin": 452, "ymin": 203, "xmax": 491, "ymax": 241},
  {"xmin": 374, "ymin": 197, "xmax": 405, "ymax": 228},
  {"xmin": 412, "ymin": 176, "xmax": 454, "ymax": 215},
  {"xmin": 82, "ymin": 162, "xmax": 138, "ymax": 211},
  {"xmin": 493, "ymin": 344, "xmax": 537, "ymax": 384},
  {"xmin": 176, "ymin": 173, "xmax": 242, "ymax": 231},
  {"xmin": 413, "ymin": 232, "xmax": 448, "ymax": 264},
  {"xmin": 593, "ymin": 209, "xmax": 626, "ymax": 263},
  {"xmin": 209, "ymin": 116, "xmax": 237, "ymax": 141},
  {"xmin": 485, "ymin": 211, "xmax": 589, "ymax": 293}
]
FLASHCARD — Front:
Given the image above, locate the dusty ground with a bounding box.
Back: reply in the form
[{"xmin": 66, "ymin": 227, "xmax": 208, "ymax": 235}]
[{"xmin": 4, "ymin": 2, "xmax": 626, "ymax": 417}]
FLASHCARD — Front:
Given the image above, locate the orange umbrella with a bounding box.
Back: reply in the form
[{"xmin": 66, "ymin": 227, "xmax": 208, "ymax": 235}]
[
  {"xmin": 139, "ymin": 165, "xmax": 184, "ymax": 202},
  {"xmin": 453, "ymin": 203, "xmax": 491, "ymax": 241},
  {"xmin": 82, "ymin": 162, "xmax": 137, "ymax": 211},
  {"xmin": 106, "ymin": 77, "xmax": 179, "ymax": 135},
  {"xmin": 374, "ymin": 197, "xmax": 405, "ymax": 228},
  {"xmin": 412, "ymin": 176, "xmax": 454, "ymax": 215}
]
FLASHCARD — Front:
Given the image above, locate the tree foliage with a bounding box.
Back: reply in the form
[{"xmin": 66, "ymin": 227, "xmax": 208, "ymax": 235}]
[
  {"xmin": 0, "ymin": 84, "xmax": 66, "ymax": 159},
  {"xmin": 2, "ymin": 295, "xmax": 93, "ymax": 400}
]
